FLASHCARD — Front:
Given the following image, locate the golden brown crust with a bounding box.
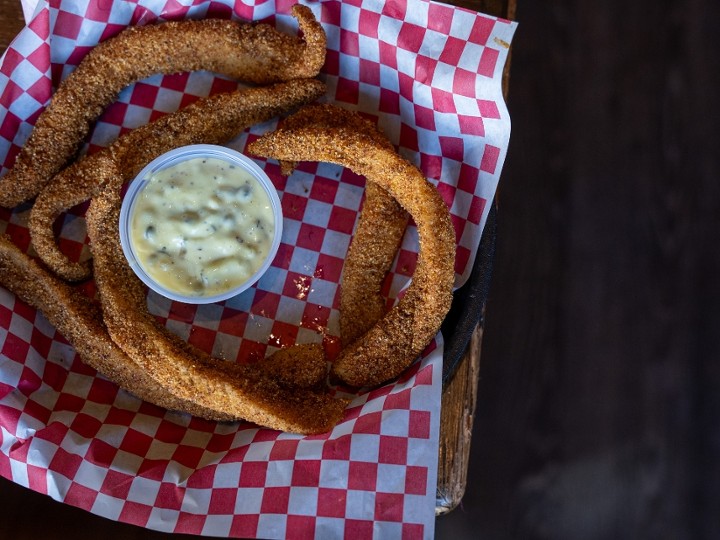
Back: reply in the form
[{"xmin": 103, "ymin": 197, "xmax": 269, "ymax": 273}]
[
  {"xmin": 0, "ymin": 4, "xmax": 325, "ymax": 207},
  {"xmin": 340, "ymin": 182, "xmax": 408, "ymax": 345},
  {"xmin": 0, "ymin": 235, "xmax": 244, "ymax": 421},
  {"xmin": 86, "ymin": 186, "xmax": 347, "ymax": 433},
  {"xmin": 275, "ymin": 108, "xmax": 409, "ymax": 347},
  {"xmin": 29, "ymin": 79, "xmax": 326, "ymax": 282},
  {"xmin": 260, "ymin": 343, "xmax": 329, "ymax": 390},
  {"xmin": 0, "ymin": 233, "xmax": 331, "ymax": 423},
  {"xmin": 248, "ymin": 104, "xmax": 456, "ymax": 387},
  {"xmin": 0, "ymin": 7, "xmax": 348, "ymax": 433}
]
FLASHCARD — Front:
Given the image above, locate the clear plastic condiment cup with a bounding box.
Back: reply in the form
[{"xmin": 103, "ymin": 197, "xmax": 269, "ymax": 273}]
[{"xmin": 119, "ymin": 144, "xmax": 283, "ymax": 304}]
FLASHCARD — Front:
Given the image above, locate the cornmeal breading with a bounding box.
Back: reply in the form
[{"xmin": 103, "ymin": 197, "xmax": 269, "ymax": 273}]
[
  {"xmin": 249, "ymin": 104, "xmax": 456, "ymax": 387},
  {"xmin": 30, "ymin": 79, "xmax": 326, "ymax": 281},
  {"xmin": 0, "ymin": 5, "xmax": 325, "ymax": 207},
  {"xmin": 86, "ymin": 187, "xmax": 347, "ymax": 434}
]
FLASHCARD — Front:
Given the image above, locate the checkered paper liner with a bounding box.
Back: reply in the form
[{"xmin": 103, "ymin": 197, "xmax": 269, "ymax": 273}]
[{"xmin": 0, "ymin": 0, "xmax": 515, "ymax": 537}]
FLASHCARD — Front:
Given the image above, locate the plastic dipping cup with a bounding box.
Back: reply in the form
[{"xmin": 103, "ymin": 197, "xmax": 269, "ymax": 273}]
[{"xmin": 119, "ymin": 144, "xmax": 283, "ymax": 304}]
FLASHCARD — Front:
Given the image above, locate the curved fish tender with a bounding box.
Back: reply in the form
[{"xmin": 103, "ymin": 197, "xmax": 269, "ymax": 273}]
[
  {"xmin": 86, "ymin": 186, "xmax": 347, "ymax": 434},
  {"xmin": 0, "ymin": 235, "xmax": 331, "ymax": 422},
  {"xmin": 0, "ymin": 235, "xmax": 239, "ymax": 421},
  {"xmin": 249, "ymin": 104, "xmax": 456, "ymax": 387},
  {"xmin": 275, "ymin": 111, "xmax": 408, "ymax": 347},
  {"xmin": 30, "ymin": 78, "xmax": 326, "ymax": 282},
  {"xmin": 258, "ymin": 343, "xmax": 328, "ymax": 390},
  {"xmin": 0, "ymin": 4, "xmax": 325, "ymax": 207},
  {"xmin": 340, "ymin": 182, "xmax": 408, "ymax": 345}
]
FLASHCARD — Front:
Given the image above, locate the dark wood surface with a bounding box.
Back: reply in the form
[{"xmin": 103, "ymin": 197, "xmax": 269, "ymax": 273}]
[
  {"xmin": 3, "ymin": 0, "xmax": 719, "ymax": 539},
  {"xmin": 438, "ymin": 0, "xmax": 720, "ymax": 538}
]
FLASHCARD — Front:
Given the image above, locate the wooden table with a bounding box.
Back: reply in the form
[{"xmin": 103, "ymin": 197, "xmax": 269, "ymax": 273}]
[{"xmin": 0, "ymin": 1, "xmax": 514, "ymax": 536}]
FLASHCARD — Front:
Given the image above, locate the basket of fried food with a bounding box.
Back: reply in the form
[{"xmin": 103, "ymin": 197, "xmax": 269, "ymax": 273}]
[{"xmin": 0, "ymin": 5, "xmax": 456, "ymax": 435}]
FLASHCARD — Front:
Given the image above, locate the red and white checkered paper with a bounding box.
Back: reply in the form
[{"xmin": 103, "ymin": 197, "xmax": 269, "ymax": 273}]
[{"xmin": 0, "ymin": 0, "xmax": 515, "ymax": 537}]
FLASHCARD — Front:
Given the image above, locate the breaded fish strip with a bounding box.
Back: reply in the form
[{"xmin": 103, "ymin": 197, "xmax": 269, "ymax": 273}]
[
  {"xmin": 278, "ymin": 130, "xmax": 408, "ymax": 347},
  {"xmin": 86, "ymin": 186, "xmax": 347, "ymax": 434},
  {"xmin": 0, "ymin": 235, "xmax": 237, "ymax": 421},
  {"xmin": 29, "ymin": 79, "xmax": 326, "ymax": 282},
  {"xmin": 0, "ymin": 4, "xmax": 325, "ymax": 207},
  {"xmin": 0, "ymin": 236, "xmax": 333, "ymax": 424},
  {"xmin": 340, "ymin": 183, "xmax": 408, "ymax": 345},
  {"xmin": 249, "ymin": 104, "xmax": 456, "ymax": 387}
]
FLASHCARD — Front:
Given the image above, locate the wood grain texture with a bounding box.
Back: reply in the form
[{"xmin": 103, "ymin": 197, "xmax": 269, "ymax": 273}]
[
  {"xmin": 437, "ymin": 326, "xmax": 483, "ymax": 514},
  {"xmin": 437, "ymin": 0, "xmax": 720, "ymax": 538},
  {"xmin": 0, "ymin": 5, "xmax": 23, "ymax": 52},
  {"xmin": 435, "ymin": 0, "xmax": 513, "ymax": 516}
]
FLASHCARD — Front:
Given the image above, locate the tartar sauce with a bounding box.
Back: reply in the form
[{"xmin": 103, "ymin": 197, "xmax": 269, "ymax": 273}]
[{"xmin": 130, "ymin": 156, "xmax": 275, "ymax": 297}]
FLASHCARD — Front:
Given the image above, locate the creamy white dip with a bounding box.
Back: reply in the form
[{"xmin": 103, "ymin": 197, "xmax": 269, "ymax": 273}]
[{"xmin": 130, "ymin": 156, "xmax": 275, "ymax": 297}]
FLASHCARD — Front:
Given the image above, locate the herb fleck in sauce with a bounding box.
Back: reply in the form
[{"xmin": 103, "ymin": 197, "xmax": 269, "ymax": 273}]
[{"xmin": 130, "ymin": 156, "xmax": 274, "ymax": 296}]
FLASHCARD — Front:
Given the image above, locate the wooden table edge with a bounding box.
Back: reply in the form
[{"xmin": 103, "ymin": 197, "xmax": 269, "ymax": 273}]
[{"xmin": 435, "ymin": 0, "xmax": 515, "ymax": 515}]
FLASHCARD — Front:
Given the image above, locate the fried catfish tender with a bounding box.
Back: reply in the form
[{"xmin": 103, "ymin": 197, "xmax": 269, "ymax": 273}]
[
  {"xmin": 29, "ymin": 79, "xmax": 326, "ymax": 281},
  {"xmin": 249, "ymin": 104, "xmax": 456, "ymax": 387},
  {"xmin": 0, "ymin": 5, "xmax": 325, "ymax": 207},
  {"xmin": 86, "ymin": 186, "xmax": 347, "ymax": 434}
]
